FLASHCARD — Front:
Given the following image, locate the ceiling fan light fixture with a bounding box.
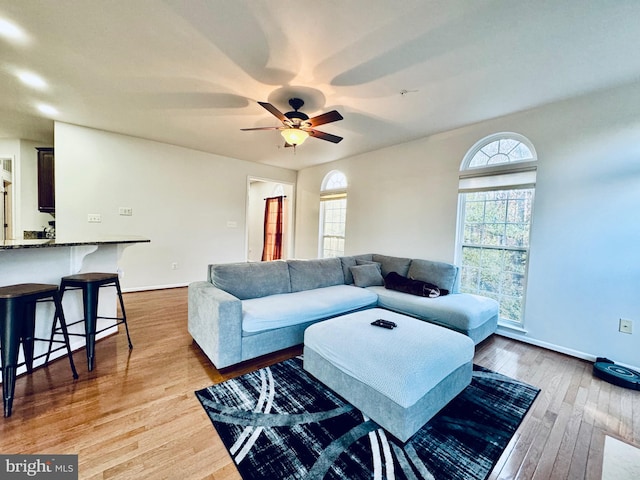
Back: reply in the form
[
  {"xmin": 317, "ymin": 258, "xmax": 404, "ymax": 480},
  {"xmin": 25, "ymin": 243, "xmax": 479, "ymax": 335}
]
[{"xmin": 281, "ymin": 128, "xmax": 309, "ymax": 146}]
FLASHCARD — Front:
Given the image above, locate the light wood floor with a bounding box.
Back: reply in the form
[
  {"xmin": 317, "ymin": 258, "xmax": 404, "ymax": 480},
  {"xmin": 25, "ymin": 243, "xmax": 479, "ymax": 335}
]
[{"xmin": 1, "ymin": 287, "xmax": 638, "ymax": 479}]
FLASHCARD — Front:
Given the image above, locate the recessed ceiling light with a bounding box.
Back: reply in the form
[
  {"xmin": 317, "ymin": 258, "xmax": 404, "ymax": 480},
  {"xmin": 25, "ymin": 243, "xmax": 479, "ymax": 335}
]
[
  {"xmin": 0, "ymin": 18, "xmax": 27, "ymax": 43},
  {"xmin": 37, "ymin": 104, "xmax": 58, "ymax": 116},
  {"xmin": 18, "ymin": 71, "xmax": 47, "ymax": 90}
]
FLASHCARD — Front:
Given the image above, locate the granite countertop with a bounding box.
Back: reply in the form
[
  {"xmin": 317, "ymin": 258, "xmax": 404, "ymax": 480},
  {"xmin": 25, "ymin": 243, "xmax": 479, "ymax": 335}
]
[{"xmin": 0, "ymin": 235, "xmax": 150, "ymax": 250}]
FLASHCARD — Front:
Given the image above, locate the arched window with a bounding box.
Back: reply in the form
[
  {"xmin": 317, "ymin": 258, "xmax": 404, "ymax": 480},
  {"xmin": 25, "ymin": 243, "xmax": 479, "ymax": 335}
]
[
  {"xmin": 465, "ymin": 134, "xmax": 535, "ymax": 168},
  {"xmin": 319, "ymin": 171, "xmax": 347, "ymax": 258},
  {"xmin": 456, "ymin": 133, "xmax": 537, "ymax": 326}
]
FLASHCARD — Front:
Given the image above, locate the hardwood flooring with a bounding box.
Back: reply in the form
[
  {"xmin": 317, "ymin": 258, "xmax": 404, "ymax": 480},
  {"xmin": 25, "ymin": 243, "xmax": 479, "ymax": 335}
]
[{"xmin": 1, "ymin": 287, "xmax": 638, "ymax": 479}]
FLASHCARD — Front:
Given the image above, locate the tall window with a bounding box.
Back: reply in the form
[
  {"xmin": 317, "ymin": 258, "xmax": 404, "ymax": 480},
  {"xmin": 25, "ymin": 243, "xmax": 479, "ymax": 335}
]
[
  {"xmin": 456, "ymin": 133, "xmax": 537, "ymax": 326},
  {"xmin": 319, "ymin": 171, "xmax": 347, "ymax": 258}
]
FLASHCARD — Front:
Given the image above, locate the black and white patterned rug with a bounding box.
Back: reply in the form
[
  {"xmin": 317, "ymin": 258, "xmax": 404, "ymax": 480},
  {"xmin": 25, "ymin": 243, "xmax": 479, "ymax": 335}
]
[{"xmin": 196, "ymin": 357, "xmax": 539, "ymax": 480}]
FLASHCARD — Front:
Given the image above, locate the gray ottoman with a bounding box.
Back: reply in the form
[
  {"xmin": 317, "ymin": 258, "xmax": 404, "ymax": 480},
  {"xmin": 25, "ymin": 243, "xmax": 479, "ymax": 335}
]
[{"xmin": 303, "ymin": 308, "xmax": 474, "ymax": 442}]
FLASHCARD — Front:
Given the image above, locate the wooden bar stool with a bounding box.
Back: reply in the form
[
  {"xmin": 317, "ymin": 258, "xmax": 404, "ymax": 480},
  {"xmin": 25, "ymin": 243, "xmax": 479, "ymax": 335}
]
[
  {"xmin": 0, "ymin": 283, "xmax": 79, "ymax": 417},
  {"xmin": 54, "ymin": 273, "xmax": 132, "ymax": 371}
]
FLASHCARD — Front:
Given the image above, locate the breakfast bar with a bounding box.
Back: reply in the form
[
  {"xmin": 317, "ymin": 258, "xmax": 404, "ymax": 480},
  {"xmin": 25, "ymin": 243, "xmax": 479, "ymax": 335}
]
[{"xmin": 0, "ymin": 236, "xmax": 150, "ymax": 378}]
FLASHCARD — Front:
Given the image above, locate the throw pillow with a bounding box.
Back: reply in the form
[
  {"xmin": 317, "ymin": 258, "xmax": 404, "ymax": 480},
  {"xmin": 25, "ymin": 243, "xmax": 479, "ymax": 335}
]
[
  {"xmin": 350, "ymin": 264, "xmax": 384, "ymax": 287},
  {"xmin": 384, "ymin": 271, "xmax": 448, "ymax": 297}
]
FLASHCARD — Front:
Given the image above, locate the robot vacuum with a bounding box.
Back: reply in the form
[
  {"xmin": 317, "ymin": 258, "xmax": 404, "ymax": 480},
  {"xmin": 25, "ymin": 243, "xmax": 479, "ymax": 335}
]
[{"xmin": 593, "ymin": 357, "xmax": 640, "ymax": 390}]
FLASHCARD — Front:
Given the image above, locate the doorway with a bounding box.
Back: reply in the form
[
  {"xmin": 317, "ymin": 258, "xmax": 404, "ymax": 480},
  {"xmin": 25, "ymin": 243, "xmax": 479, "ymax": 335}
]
[
  {"xmin": 246, "ymin": 177, "xmax": 294, "ymax": 262},
  {"xmin": 2, "ymin": 156, "xmax": 14, "ymax": 241},
  {"xmin": 2, "ymin": 181, "xmax": 13, "ymax": 240}
]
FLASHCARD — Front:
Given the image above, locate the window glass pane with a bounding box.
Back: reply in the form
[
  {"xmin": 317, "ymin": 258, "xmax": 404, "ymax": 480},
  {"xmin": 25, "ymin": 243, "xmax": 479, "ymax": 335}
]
[
  {"xmin": 509, "ymin": 143, "xmax": 533, "ymax": 161},
  {"xmin": 505, "ymin": 223, "xmax": 529, "ymax": 247},
  {"xmin": 479, "ymin": 267, "xmax": 501, "ymax": 294},
  {"xmin": 505, "ymin": 250, "xmax": 527, "ymax": 274},
  {"xmin": 469, "ymin": 151, "xmax": 489, "ymax": 167},
  {"xmin": 482, "ymin": 141, "xmax": 499, "ymax": 157},
  {"xmin": 467, "ymin": 138, "xmax": 535, "ymax": 168},
  {"xmin": 463, "ymin": 224, "xmax": 483, "ymax": 244},
  {"xmin": 484, "ymin": 197, "xmax": 507, "ymax": 222},
  {"xmin": 465, "ymin": 200, "xmax": 485, "ymax": 223},
  {"xmin": 487, "ymin": 153, "xmax": 510, "ymax": 165},
  {"xmin": 500, "ymin": 296, "xmax": 522, "ymax": 323},
  {"xmin": 320, "ymin": 196, "xmax": 347, "ymax": 257},
  {"xmin": 459, "ymin": 187, "xmax": 533, "ymax": 324},
  {"xmin": 323, "ymin": 171, "xmax": 347, "ymax": 191},
  {"xmin": 499, "ymin": 138, "xmax": 519, "ymax": 154},
  {"xmin": 480, "ymin": 248, "xmax": 503, "ymax": 269}
]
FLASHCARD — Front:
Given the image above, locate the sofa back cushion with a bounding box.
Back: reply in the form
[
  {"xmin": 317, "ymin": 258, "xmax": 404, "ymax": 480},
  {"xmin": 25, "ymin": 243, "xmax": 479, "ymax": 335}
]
[
  {"xmin": 209, "ymin": 261, "xmax": 291, "ymax": 300},
  {"xmin": 407, "ymin": 259, "xmax": 459, "ymax": 293},
  {"xmin": 372, "ymin": 254, "xmax": 412, "ymax": 277},
  {"xmin": 288, "ymin": 258, "xmax": 345, "ymax": 292},
  {"xmin": 339, "ymin": 254, "xmax": 374, "ymax": 284}
]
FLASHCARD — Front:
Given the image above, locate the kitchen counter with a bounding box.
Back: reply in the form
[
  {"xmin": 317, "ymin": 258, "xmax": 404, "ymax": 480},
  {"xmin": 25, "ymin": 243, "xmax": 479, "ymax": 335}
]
[
  {"xmin": 0, "ymin": 235, "xmax": 150, "ymax": 378},
  {"xmin": 0, "ymin": 235, "xmax": 150, "ymax": 250}
]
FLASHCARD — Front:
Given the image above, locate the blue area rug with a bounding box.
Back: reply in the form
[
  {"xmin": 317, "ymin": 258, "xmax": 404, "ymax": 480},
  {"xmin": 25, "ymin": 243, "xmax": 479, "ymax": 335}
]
[{"xmin": 196, "ymin": 357, "xmax": 539, "ymax": 480}]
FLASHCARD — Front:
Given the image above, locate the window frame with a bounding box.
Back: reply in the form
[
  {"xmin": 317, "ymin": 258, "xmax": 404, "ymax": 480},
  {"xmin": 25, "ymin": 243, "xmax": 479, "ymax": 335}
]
[
  {"xmin": 318, "ymin": 171, "xmax": 348, "ymax": 258},
  {"xmin": 455, "ymin": 133, "xmax": 537, "ymax": 328}
]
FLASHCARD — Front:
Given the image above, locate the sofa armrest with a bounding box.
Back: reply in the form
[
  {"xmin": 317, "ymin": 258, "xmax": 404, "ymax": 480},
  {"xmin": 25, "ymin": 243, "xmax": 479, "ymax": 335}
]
[{"xmin": 188, "ymin": 281, "xmax": 243, "ymax": 369}]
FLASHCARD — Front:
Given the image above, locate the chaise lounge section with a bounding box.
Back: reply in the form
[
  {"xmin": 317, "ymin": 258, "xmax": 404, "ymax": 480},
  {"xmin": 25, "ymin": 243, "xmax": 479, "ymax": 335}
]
[{"xmin": 188, "ymin": 254, "xmax": 499, "ymax": 369}]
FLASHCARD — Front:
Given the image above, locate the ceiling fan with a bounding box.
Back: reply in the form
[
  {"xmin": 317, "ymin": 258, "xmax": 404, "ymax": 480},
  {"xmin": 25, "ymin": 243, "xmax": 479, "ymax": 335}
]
[{"xmin": 241, "ymin": 98, "xmax": 343, "ymax": 147}]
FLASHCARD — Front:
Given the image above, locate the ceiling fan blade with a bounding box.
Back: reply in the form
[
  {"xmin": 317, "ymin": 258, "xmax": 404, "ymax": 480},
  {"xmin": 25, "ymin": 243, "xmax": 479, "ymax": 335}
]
[
  {"xmin": 307, "ymin": 110, "xmax": 343, "ymax": 127},
  {"xmin": 240, "ymin": 126, "xmax": 281, "ymax": 131},
  {"xmin": 308, "ymin": 129, "xmax": 343, "ymax": 143},
  {"xmin": 258, "ymin": 102, "xmax": 288, "ymax": 122}
]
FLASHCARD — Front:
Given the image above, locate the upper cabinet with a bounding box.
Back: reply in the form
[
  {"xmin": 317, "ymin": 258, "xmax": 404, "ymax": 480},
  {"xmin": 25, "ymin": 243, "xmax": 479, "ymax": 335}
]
[{"xmin": 36, "ymin": 147, "xmax": 55, "ymax": 213}]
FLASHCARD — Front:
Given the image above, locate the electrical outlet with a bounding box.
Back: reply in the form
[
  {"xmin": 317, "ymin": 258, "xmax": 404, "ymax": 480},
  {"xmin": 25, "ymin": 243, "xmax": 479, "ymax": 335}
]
[
  {"xmin": 88, "ymin": 213, "xmax": 101, "ymax": 223},
  {"xmin": 171, "ymin": 262, "xmax": 178, "ymax": 270},
  {"xmin": 119, "ymin": 207, "xmax": 133, "ymax": 216},
  {"xmin": 619, "ymin": 318, "xmax": 633, "ymax": 334}
]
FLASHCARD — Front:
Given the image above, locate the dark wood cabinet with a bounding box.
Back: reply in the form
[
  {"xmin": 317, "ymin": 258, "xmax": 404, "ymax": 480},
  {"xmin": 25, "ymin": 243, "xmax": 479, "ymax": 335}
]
[{"xmin": 36, "ymin": 147, "xmax": 55, "ymax": 213}]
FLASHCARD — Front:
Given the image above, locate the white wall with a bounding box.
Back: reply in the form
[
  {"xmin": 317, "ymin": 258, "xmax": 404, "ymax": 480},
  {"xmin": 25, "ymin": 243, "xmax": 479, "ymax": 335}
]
[
  {"xmin": 54, "ymin": 122, "xmax": 297, "ymax": 290},
  {"xmin": 295, "ymin": 140, "xmax": 461, "ymax": 261},
  {"xmin": 295, "ymin": 81, "xmax": 640, "ymax": 369}
]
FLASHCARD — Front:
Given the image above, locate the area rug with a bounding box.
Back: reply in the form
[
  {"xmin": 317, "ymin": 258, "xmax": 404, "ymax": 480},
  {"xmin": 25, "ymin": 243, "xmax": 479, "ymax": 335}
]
[
  {"xmin": 602, "ymin": 435, "xmax": 640, "ymax": 480},
  {"xmin": 195, "ymin": 357, "xmax": 539, "ymax": 480}
]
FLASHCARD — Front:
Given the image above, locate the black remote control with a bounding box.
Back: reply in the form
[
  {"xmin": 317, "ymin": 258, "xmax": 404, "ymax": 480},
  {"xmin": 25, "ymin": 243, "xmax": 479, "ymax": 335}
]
[
  {"xmin": 378, "ymin": 319, "xmax": 397, "ymax": 327},
  {"xmin": 371, "ymin": 319, "xmax": 395, "ymax": 329}
]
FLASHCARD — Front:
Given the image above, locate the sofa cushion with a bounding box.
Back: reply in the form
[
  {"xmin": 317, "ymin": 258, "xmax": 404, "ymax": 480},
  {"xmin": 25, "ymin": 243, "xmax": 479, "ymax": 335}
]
[
  {"xmin": 209, "ymin": 261, "xmax": 291, "ymax": 300},
  {"xmin": 350, "ymin": 264, "xmax": 384, "ymax": 287},
  {"xmin": 288, "ymin": 258, "xmax": 345, "ymax": 292},
  {"xmin": 340, "ymin": 254, "xmax": 374, "ymax": 284},
  {"xmin": 407, "ymin": 259, "xmax": 459, "ymax": 293},
  {"xmin": 370, "ymin": 286, "xmax": 498, "ymax": 333},
  {"xmin": 372, "ymin": 254, "xmax": 412, "ymax": 277},
  {"xmin": 242, "ymin": 285, "xmax": 378, "ymax": 333}
]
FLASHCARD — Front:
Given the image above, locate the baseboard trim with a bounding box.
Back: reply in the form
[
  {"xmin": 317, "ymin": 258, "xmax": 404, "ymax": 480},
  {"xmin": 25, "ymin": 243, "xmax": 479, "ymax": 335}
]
[
  {"xmin": 496, "ymin": 329, "xmax": 640, "ymax": 372},
  {"xmin": 122, "ymin": 282, "xmax": 189, "ymax": 293}
]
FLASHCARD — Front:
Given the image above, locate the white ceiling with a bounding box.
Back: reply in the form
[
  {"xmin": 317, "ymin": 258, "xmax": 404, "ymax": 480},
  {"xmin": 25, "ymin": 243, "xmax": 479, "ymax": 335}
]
[{"xmin": 1, "ymin": 0, "xmax": 640, "ymax": 171}]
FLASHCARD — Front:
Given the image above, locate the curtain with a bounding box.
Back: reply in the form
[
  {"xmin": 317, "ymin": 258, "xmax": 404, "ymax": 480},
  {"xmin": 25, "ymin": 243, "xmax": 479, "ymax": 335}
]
[{"xmin": 261, "ymin": 196, "xmax": 284, "ymax": 261}]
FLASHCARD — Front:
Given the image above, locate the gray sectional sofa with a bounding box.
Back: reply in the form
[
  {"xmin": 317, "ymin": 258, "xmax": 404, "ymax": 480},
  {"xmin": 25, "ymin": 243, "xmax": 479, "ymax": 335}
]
[{"xmin": 188, "ymin": 254, "xmax": 499, "ymax": 369}]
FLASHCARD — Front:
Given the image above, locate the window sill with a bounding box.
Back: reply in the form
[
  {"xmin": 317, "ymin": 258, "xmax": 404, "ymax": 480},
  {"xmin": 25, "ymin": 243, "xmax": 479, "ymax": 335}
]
[{"xmin": 497, "ymin": 320, "xmax": 528, "ymax": 335}]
